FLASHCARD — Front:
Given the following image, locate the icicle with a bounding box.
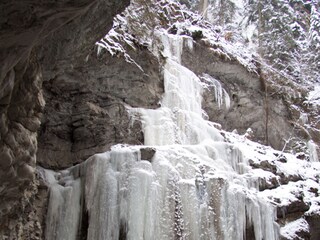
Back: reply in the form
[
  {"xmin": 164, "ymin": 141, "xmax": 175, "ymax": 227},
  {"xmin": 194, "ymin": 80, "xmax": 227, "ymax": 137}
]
[
  {"xmin": 160, "ymin": 32, "xmax": 184, "ymax": 64},
  {"xmin": 201, "ymin": 73, "xmax": 230, "ymax": 110},
  {"xmin": 185, "ymin": 37, "xmax": 194, "ymax": 50}
]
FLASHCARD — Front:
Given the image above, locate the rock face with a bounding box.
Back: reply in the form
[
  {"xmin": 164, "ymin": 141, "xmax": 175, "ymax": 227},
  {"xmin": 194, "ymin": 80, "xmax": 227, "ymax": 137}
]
[
  {"xmin": 181, "ymin": 42, "xmax": 294, "ymax": 150},
  {"xmin": 0, "ymin": 53, "xmax": 43, "ymax": 217},
  {"xmin": 306, "ymin": 214, "xmax": 320, "ymax": 240},
  {"xmin": 0, "ymin": 0, "xmax": 130, "ymax": 237},
  {"xmin": 37, "ymin": 47, "xmax": 163, "ymax": 169}
]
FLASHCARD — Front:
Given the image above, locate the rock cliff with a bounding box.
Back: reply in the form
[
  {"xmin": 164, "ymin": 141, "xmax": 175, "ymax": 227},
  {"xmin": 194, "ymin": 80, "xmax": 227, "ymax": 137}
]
[
  {"xmin": 0, "ymin": 0, "xmax": 130, "ymax": 238},
  {"xmin": 37, "ymin": 43, "xmax": 163, "ymax": 169}
]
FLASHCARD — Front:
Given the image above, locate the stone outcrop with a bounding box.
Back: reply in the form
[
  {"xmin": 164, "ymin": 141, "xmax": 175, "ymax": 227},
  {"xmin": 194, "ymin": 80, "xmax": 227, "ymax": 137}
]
[
  {"xmin": 140, "ymin": 147, "xmax": 156, "ymax": 162},
  {"xmin": 0, "ymin": 0, "xmax": 130, "ymax": 236},
  {"xmin": 277, "ymin": 199, "xmax": 310, "ymax": 220},
  {"xmin": 0, "ymin": 53, "xmax": 43, "ymax": 218}
]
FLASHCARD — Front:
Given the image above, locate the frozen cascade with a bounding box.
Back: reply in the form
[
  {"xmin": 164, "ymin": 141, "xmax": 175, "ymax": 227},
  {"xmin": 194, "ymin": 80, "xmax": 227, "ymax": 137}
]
[
  {"xmin": 45, "ymin": 31, "xmax": 279, "ymax": 240},
  {"xmin": 131, "ymin": 33, "xmax": 224, "ymax": 146}
]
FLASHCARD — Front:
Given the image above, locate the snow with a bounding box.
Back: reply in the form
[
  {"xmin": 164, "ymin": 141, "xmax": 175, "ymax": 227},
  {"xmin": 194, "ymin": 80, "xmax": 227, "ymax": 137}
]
[
  {"xmin": 242, "ymin": 23, "xmax": 257, "ymax": 46},
  {"xmin": 230, "ymin": 0, "xmax": 244, "ymax": 9},
  {"xmin": 96, "ymin": 16, "xmax": 144, "ymax": 72},
  {"xmin": 280, "ymin": 218, "xmax": 309, "ymax": 240},
  {"xmin": 224, "ymin": 129, "xmax": 320, "ymax": 236}
]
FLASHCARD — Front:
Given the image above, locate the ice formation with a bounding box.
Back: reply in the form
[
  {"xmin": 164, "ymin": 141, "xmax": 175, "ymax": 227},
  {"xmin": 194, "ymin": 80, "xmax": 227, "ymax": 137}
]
[
  {"xmin": 308, "ymin": 140, "xmax": 319, "ymax": 163},
  {"xmin": 201, "ymin": 73, "xmax": 231, "ymax": 109},
  {"xmin": 44, "ymin": 31, "xmax": 281, "ymax": 240}
]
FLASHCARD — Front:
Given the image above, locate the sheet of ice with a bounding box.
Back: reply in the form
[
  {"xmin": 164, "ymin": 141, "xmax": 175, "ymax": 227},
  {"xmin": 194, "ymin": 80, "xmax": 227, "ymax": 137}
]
[
  {"xmin": 126, "ymin": 31, "xmax": 276, "ymax": 239},
  {"xmin": 130, "ymin": 32, "xmax": 223, "ymax": 146}
]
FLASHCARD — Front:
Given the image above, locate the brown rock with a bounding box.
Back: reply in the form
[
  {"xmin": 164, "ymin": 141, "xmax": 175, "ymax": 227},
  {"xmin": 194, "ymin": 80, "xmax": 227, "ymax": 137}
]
[
  {"xmin": 140, "ymin": 147, "xmax": 156, "ymax": 162},
  {"xmin": 258, "ymin": 176, "xmax": 280, "ymax": 191},
  {"xmin": 277, "ymin": 200, "xmax": 310, "ymax": 219},
  {"xmin": 36, "ymin": 36, "xmax": 163, "ymax": 169},
  {"xmin": 306, "ymin": 214, "xmax": 320, "ymax": 240},
  {"xmin": 249, "ymin": 159, "xmax": 277, "ymax": 174}
]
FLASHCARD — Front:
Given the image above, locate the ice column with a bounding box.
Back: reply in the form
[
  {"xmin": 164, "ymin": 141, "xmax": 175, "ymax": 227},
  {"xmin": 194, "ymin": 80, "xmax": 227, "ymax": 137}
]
[
  {"xmin": 44, "ymin": 143, "xmax": 278, "ymax": 240},
  {"xmin": 45, "ymin": 170, "xmax": 81, "ymax": 240}
]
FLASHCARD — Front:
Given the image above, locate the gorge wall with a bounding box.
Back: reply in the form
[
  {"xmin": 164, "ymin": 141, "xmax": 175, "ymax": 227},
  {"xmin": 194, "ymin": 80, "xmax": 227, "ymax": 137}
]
[{"xmin": 0, "ymin": 0, "xmax": 130, "ymax": 238}]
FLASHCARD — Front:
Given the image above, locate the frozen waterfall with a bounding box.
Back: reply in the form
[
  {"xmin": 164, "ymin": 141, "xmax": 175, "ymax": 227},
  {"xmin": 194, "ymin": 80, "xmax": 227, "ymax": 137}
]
[{"xmin": 44, "ymin": 31, "xmax": 279, "ymax": 240}]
